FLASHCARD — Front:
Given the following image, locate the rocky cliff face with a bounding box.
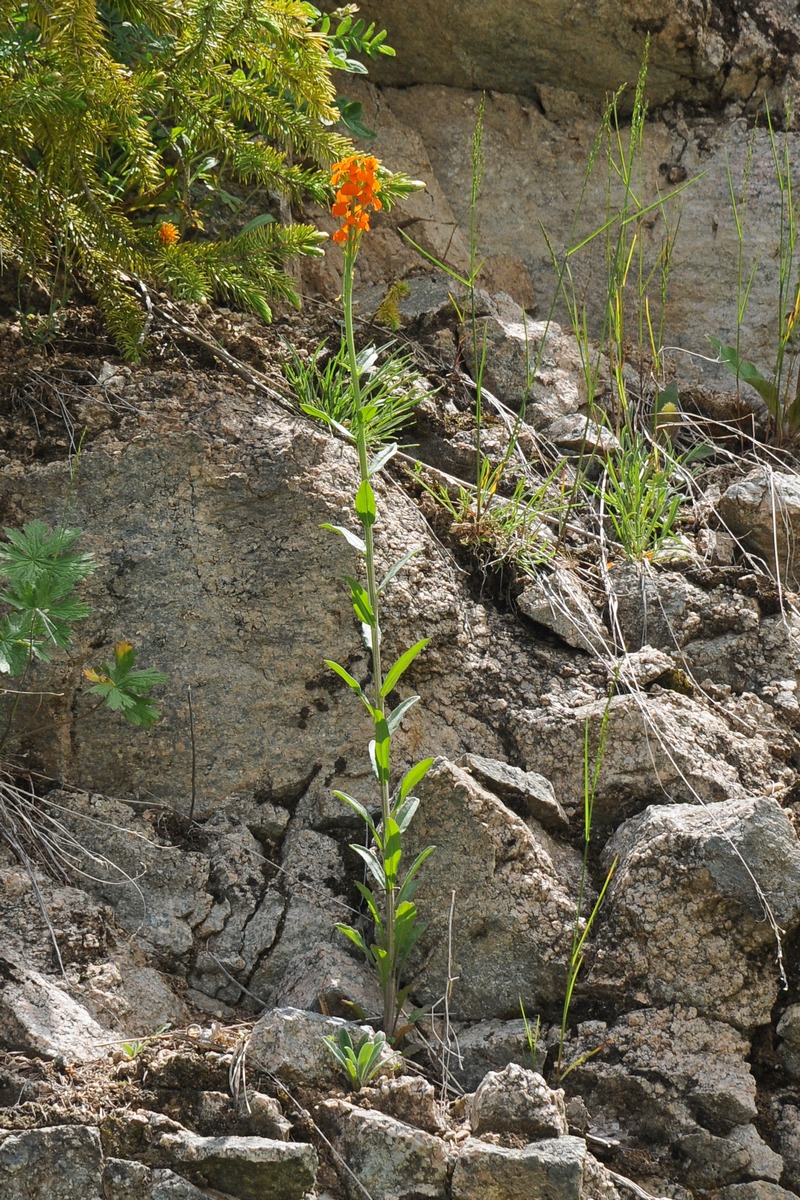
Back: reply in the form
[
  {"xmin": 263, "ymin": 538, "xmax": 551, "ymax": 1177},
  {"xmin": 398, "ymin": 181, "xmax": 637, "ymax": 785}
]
[{"xmin": 4, "ymin": 6, "xmax": 800, "ymax": 1199}]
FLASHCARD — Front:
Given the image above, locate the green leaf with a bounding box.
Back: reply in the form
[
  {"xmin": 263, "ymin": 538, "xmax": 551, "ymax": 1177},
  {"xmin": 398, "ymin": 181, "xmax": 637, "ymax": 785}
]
[
  {"xmin": 380, "ymin": 638, "xmax": 429, "ymax": 697},
  {"xmin": 326, "ymin": 659, "xmax": 365, "ymax": 695},
  {"xmin": 354, "ymin": 880, "xmax": 383, "ymax": 932},
  {"xmin": 320, "ymin": 523, "xmax": 366, "ymax": 553},
  {"xmin": 350, "ymin": 843, "xmax": 387, "ymax": 890},
  {"xmin": 383, "ymin": 816, "xmax": 402, "ymax": 887},
  {"xmin": 378, "ymin": 548, "xmax": 420, "ymax": 593},
  {"xmin": 396, "ymin": 845, "xmax": 436, "ymax": 906},
  {"xmin": 333, "ymin": 791, "xmax": 379, "ymax": 842},
  {"xmin": 386, "ymin": 694, "xmax": 420, "ymax": 735},
  {"xmin": 355, "ymin": 479, "xmax": 377, "ymax": 528},
  {"xmin": 392, "ymin": 795, "xmax": 419, "ymax": 832},
  {"xmin": 368, "ymin": 442, "xmax": 398, "ymax": 477},
  {"xmin": 345, "ymin": 577, "xmax": 375, "ymax": 627},
  {"xmin": 709, "ymin": 337, "xmax": 780, "ymax": 413},
  {"xmin": 300, "ymin": 404, "xmax": 355, "ymax": 441},
  {"xmin": 373, "ymin": 715, "xmax": 391, "ymax": 784},
  {"xmin": 335, "ymin": 923, "xmax": 367, "ymax": 956},
  {"xmin": 399, "ymin": 757, "xmax": 434, "ymax": 804}
]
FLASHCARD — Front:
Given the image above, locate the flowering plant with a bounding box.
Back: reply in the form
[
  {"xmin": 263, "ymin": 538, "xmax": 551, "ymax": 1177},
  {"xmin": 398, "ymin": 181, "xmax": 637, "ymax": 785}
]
[{"xmin": 319, "ymin": 155, "xmax": 432, "ymax": 1037}]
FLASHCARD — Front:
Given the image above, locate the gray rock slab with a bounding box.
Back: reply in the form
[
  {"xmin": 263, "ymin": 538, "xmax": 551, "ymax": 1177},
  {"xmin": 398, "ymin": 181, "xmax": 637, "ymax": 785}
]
[
  {"xmin": 469, "ymin": 1064, "xmax": 568, "ymax": 1138},
  {"xmin": 0, "ymin": 957, "xmax": 110, "ymax": 1062},
  {"xmin": 719, "ymin": 468, "xmax": 800, "ymax": 586},
  {"xmin": 595, "ymin": 795, "xmax": 800, "ymax": 1027},
  {"xmin": 450, "ymin": 1019, "xmax": 546, "ymax": 1091},
  {"xmin": 451, "ymin": 1135, "xmax": 619, "ymax": 1200},
  {"xmin": 458, "ymin": 754, "xmax": 568, "ymax": 830},
  {"xmin": 156, "ymin": 1130, "xmax": 317, "ymax": 1200},
  {"xmin": 0, "ymin": 1126, "xmax": 103, "ymax": 1199},
  {"xmin": 407, "ymin": 758, "xmax": 583, "ymax": 1019},
  {"xmin": 516, "ymin": 565, "xmax": 610, "ymax": 655},
  {"xmin": 315, "ymin": 1100, "xmax": 450, "ymax": 1200}
]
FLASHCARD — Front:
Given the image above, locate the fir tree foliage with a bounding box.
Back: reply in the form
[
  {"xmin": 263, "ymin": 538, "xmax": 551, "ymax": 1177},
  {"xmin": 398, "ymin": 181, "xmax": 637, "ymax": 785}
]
[{"xmin": 0, "ymin": 0, "xmax": 368, "ymax": 354}]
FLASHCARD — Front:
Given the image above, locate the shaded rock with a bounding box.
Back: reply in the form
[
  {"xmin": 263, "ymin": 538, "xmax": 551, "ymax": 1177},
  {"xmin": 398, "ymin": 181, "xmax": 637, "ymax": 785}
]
[
  {"xmin": 714, "ymin": 1186, "xmax": 800, "ymax": 1200},
  {"xmin": 246, "ymin": 1007, "xmax": 400, "ymax": 1090},
  {"xmin": 469, "ymin": 1064, "xmax": 568, "ymax": 1139},
  {"xmin": 568, "ymin": 1007, "xmax": 758, "ymax": 1142},
  {"xmin": 0, "ymin": 956, "xmax": 110, "ymax": 1062},
  {"xmin": 726, "ymin": 1124, "xmax": 784, "ymax": 1183},
  {"xmin": 346, "ymin": 0, "xmax": 799, "ymax": 109},
  {"xmin": 451, "ymin": 1135, "xmax": 619, "ymax": 1200},
  {"xmin": 593, "ymin": 795, "xmax": 800, "ymax": 1027},
  {"xmin": 102, "ymin": 1160, "xmax": 211, "ymax": 1200},
  {"xmin": 458, "ymin": 754, "xmax": 568, "ymax": 830},
  {"xmin": 675, "ymin": 1124, "xmax": 783, "ymax": 1189},
  {"xmin": 516, "ymin": 566, "xmax": 610, "ymax": 654},
  {"xmin": 776, "ymin": 1005, "xmax": 800, "ymax": 1078},
  {"xmin": 544, "ymin": 414, "xmax": 620, "ymax": 457},
  {"xmin": 315, "ymin": 1100, "xmax": 450, "ymax": 1200},
  {"xmin": 156, "ymin": 1129, "xmax": 316, "ymax": 1200},
  {"xmin": 407, "ymin": 759, "xmax": 582, "ymax": 1020},
  {"xmin": 611, "ymin": 646, "xmax": 682, "ymax": 690},
  {"xmin": 0, "ymin": 1126, "xmax": 103, "ymax": 1199},
  {"xmin": 450, "ymin": 1019, "xmax": 547, "ymax": 1091},
  {"xmin": 776, "ymin": 1104, "xmax": 800, "ymax": 1192}
]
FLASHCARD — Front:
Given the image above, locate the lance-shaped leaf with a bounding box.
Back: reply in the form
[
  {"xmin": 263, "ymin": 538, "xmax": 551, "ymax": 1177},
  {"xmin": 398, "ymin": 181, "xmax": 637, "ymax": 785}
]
[
  {"xmin": 325, "ymin": 660, "xmax": 370, "ymax": 710},
  {"xmin": 399, "ymin": 757, "xmax": 434, "ymax": 804},
  {"xmin": 383, "ymin": 816, "xmax": 402, "ymax": 887},
  {"xmin": 300, "ymin": 404, "xmax": 355, "ymax": 441},
  {"xmin": 368, "ymin": 442, "xmax": 398, "ymax": 477},
  {"xmin": 336, "ymin": 922, "xmax": 368, "ymax": 956},
  {"xmin": 354, "ymin": 880, "xmax": 384, "ymax": 936},
  {"xmin": 333, "ymin": 791, "xmax": 380, "ymax": 842},
  {"xmin": 396, "ymin": 845, "xmax": 436, "ymax": 906},
  {"xmin": 709, "ymin": 337, "xmax": 779, "ymax": 413},
  {"xmin": 350, "ymin": 843, "xmax": 387, "ymax": 891},
  {"xmin": 320, "ymin": 523, "xmax": 366, "ymax": 553},
  {"xmin": 373, "ymin": 714, "xmax": 391, "ymax": 784},
  {"xmin": 392, "ymin": 795, "xmax": 419, "ymax": 832},
  {"xmin": 346, "ymin": 576, "xmax": 375, "ymax": 627},
  {"xmin": 355, "ymin": 479, "xmax": 377, "ymax": 528},
  {"xmin": 380, "ymin": 638, "xmax": 429, "ymax": 697},
  {"xmin": 386, "ymin": 694, "xmax": 420, "ymax": 735},
  {"xmin": 378, "ymin": 548, "xmax": 420, "ymax": 593}
]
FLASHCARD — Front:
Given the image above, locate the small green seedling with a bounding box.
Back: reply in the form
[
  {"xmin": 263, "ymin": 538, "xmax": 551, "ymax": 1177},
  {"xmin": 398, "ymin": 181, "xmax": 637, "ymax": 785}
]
[{"xmin": 323, "ymin": 1027, "xmax": 388, "ymax": 1090}]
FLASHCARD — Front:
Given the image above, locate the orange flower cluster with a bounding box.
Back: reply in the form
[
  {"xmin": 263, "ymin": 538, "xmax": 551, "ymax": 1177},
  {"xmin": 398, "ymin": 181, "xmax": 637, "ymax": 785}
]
[
  {"xmin": 330, "ymin": 155, "xmax": 382, "ymax": 247},
  {"xmin": 157, "ymin": 221, "xmax": 180, "ymax": 247}
]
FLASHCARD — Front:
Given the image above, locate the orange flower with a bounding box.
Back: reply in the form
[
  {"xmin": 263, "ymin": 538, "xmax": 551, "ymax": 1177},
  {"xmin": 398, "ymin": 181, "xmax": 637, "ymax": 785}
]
[
  {"xmin": 157, "ymin": 221, "xmax": 180, "ymax": 247},
  {"xmin": 330, "ymin": 154, "xmax": 383, "ymax": 250}
]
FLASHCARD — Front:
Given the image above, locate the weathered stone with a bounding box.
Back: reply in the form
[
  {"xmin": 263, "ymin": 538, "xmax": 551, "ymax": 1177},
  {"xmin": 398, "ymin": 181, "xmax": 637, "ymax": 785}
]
[
  {"xmin": 407, "ymin": 758, "xmax": 582, "ymax": 1019},
  {"xmin": 343, "ymin": 1, "xmax": 799, "ymax": 109},
  {"xmin": 0, "ymin": 957, "xmax": 109, "ymax": 1062},
  {"xmin": 714, "ymin": 1185, "xmax": 800, "ymax": 1200},
  {"xmin": 0, "ymin": 1126, "xmax": 103, "ymax": 1199},
  {"xmin": 568, "ymin": 1008, "xmax": 758, "ymax": 1141},
  {"xmin": 726, "ymin": 1124, "xmax": 784, "ymax": 1183},
  {"xmin": 360, "ymin": 1076, "xmax": 446, "ymax": 1136},
  {"xmin": 246, "ymin": 1007, "xmax": 400, "ymax": 1089},
  {"xmin": 776, "ymin": 1104, "xmax": 800, "ymax": 1193},
  {"xmin": 315, "ymin": 1100, "xmax": 450, "ymax": 1200},
  {"xmin": 449, "ymin": 1019, "xmax": 547, "ymax": 1091},
  {"xmin": 458, "ymin": 754, "xmax": 568, "ymax": 830},
  {"xmin": 155, "ymin": 1130, "xmax": 316, "ymax": 1200},
  {"xmin": 480, "ymin": 318, "xmax": 587, "ymax": 421},
  {"xmin": 544, "ymin": 414, "xmax": 620, "ymax": 457},
  {"xmin": 719, "ymin": 468, "xmax": 800, "ymax": 586},
  {"xmin": 516, "ymin": 566, "xmax": 610, "ymax": 654},
  {"xmin": 516, "ymin": 691, "xmax": 785, "ymax": 823},
  {"xmin": 594, "ymin": 796, "xmax": 800, "ymax": 1027},
  {"xmin": 451, "ymin": 1136, "xmax": 619, "ymax": 1200},
  {"xmin": 469, "ymin": 1064, "xmax": 568, "ymax": 1139}
]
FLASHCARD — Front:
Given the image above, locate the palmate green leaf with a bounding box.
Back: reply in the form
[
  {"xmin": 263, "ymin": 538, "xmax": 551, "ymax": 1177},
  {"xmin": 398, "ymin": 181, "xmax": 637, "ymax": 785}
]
[
  {"xmin": 0, "ymin": 522, "xmax": 94, "ymax": 590},
  {"xmin": 83, "ymin": 639, "xmax": 166, "ymax": 728},
  {"xmin": 0, "ymin": 613, "xmax": 34, "ymax": 676}
]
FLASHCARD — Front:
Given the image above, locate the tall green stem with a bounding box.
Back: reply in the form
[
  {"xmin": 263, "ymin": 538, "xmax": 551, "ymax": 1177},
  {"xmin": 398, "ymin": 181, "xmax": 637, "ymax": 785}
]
[{"xmin": 342, "ymin": 248, "xmax": 399, "ymax": 1034}]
